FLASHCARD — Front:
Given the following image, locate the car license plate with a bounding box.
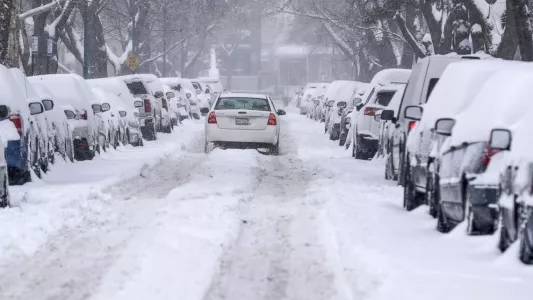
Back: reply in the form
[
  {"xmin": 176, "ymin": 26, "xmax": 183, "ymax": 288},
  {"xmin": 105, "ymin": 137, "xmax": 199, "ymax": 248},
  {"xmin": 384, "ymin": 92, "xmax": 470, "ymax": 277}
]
[{"xmin": 235, "ymin": 118, "xmax": 249, "ymax": 125}]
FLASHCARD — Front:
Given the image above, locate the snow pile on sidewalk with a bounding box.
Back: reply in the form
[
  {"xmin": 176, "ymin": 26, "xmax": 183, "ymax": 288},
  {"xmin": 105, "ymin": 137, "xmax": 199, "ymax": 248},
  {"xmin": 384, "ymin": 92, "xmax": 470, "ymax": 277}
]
[{"xmin": 0, "ymin": 122, "xmax": 204, "ymax": 269}]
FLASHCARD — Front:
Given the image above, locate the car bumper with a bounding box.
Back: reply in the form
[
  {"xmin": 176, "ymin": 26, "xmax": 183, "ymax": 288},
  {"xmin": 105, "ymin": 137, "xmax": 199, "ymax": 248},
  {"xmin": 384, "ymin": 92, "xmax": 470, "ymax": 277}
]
[
  {"xmin": 6, "ymin": 140, "xmax": 27, "ymax": 170},
  {"xmin": 206, "ymin": 125, "xmax": 278, "ymax": 145}
]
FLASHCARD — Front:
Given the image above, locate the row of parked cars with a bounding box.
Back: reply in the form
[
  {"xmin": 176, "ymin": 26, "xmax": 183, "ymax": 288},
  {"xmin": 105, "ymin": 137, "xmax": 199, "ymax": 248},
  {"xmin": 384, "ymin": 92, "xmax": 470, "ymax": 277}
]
[
  {"xmin": 0, "ymin": 64, "xmax": 223, "ymax": 208},
  {"xmin": 298, "ymin": 54, "xmax": 533, "ymax": 265}
]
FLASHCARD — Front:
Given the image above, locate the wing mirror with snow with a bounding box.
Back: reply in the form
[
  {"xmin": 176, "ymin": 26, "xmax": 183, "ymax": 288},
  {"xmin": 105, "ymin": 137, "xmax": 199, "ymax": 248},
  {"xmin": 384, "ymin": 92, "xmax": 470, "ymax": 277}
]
[
  {"xmin": 404, "ymin": 105, "xmax": 423, "ymax": 121},
  {"xmin": 42, "ymin": 99, "xmax": 54, "ymax": 111},
  {"xmin": 0, "ymin": 105, "xmax": 10, "ymax": 119},
  {"xmin": 119, "ymin": 111, "xmax": 127, "ymax": 118},
  {"xmin": 134, "ymin": 100, "xmax": 143, "ymax": 108},
  {"xmin": 166, "ymin": 91, "xmax": 175, "ymax": 99},
  {"xmin": 489, "ymin": 128, "xmax": 512, "ymax": 151},
  {"xmin": 435, "ymin": 118, "xmax": 455, "ymax": 136},
  {"xmin": 29, "ymin": 102, "xmax": 44, "ymax": 115},
  {"xmin": 374, "ymin": 113, "xmax": 382, "ymax": 122},
  {"xmin": 200, "ymin": 107, "xmax": 209, "ymax": 114},
  {"xmin": 101, "ymin": 103, "xmax": 111, "ymax": 112},
  {"xmin": 380, "ymin": 109, "xmax": 395, "ymax": 122},
  {"xmin": 196, "ymin": 89, "xmax": 202, "ymax": 95},
  {"xmin": 154, "ymin": 91, "xmax": 164, "ymax": 98}
]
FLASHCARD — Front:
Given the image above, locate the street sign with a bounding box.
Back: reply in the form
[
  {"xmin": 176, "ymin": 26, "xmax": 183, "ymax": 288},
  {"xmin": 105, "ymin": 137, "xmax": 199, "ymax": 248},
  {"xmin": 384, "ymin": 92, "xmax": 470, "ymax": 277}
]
[
  {"xmin": 125, "ymin": 53, "xmax": 141, "ymax": 71},
  {"xmin": 47, "ymin": 39, "xmax": 53, "ymax": 56},
  {"xmin": 31, "ymin": 36, "xmax": 38, "ymax": 54}
]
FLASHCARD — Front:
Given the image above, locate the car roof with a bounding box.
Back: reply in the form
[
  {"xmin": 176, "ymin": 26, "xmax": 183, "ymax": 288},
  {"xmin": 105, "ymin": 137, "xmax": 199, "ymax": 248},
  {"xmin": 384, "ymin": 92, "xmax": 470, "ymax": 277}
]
[{"xmin": 219, "ymin": 92, "xmax": 268, "ymax": 99}]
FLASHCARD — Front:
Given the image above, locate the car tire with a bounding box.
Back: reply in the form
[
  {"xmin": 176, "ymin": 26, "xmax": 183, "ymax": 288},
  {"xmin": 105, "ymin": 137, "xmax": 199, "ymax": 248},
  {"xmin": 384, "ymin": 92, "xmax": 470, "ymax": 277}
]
[
  {"xmin": 425, "ymin": 165, "xmax": 438, "ymax": 218},
  {"xmin": 204, "ymin": 141, "xmax": 212, "ymax": 154},
  {"xmin": 32, "ymin": 139, "xmax": 42, "ymax": 179},
  {"xmin": 354, "ymin": 135, "xmax": 365, "ymax": 160},
  {"xmin": 271, "ymin": 139, "xmax": 280, "ymax": 156},
  {"xmin": 403, "ymin": 161, "xmax": 422, "ymax": 211},
  {"xmin": 437, "ymin": 205, "xmax": 451, "ymax": 233},
  {"xmin": 0, "ymin": 173, "xmax": 10, "ymax": 208},
  {"xmin": 498, "ymin": 214, "xmax": 514, "ymax": 253},
  {"xmin": 519, "ymin": 215, "xmax": 533, "ymax": 264},
  {"xmin": 339, "ymin": 133, "xmax": 346, "ymax": 146},
  {"xmin": 465, "ymin": 203, "xmax": 477, "ymax": 235}
]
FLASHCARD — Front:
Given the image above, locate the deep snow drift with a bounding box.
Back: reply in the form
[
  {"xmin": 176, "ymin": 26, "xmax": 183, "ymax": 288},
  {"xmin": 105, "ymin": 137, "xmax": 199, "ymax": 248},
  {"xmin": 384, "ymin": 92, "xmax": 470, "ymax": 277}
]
[{"xmin": 0, "ymin": 110, "xmax": 531, "ymax": 300}]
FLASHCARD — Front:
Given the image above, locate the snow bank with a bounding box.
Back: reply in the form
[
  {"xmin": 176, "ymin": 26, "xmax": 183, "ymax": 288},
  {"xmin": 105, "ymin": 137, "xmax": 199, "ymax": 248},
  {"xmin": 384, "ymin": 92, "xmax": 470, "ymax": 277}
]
[{"xmin": 0, "ymin": 122, "xmax": 204, "ymax": 269}]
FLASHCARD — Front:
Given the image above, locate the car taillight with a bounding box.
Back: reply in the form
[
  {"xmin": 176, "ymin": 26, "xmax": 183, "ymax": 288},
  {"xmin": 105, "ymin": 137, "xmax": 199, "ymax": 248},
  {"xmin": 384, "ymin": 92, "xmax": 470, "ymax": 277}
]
[
  {"xmin": 9, "ymin": 113, "xmax": 23, "ymax": 135},
  {"xmin": 408, "ymin": 121, "xmax": 416, "ymax": 132},
  {"xmin": 364, "ymin": 107, "xmax": 379, "ymax": 116},
  {"xmin": 268, "ymin": 113, "xmax": 277, "ymax": 125},
  {"xmin": 144, "ymin": 99, "xmax": 152, "ymax": 113},
  {"xmin": 81, "ymin": 110, "xmax": 88, "ymax": 120},
  {"xmin": 208, "ymin": 111, "xmax": 217, "ymax": 124},
  {"xmin": 482, "ymin": 145, "xmax": 500, "ymax": 166}
]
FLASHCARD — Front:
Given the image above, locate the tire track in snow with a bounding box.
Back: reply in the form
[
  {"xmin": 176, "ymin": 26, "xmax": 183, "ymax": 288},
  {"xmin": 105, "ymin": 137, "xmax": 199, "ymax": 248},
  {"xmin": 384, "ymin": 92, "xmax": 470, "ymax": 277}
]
[
  {"xmin": 0, "ymin": 135, "xmax": 209, "ymax": 300},
  {"xmin": 203, "ymin": 115, "xmax": 342, "ymax": 300}
]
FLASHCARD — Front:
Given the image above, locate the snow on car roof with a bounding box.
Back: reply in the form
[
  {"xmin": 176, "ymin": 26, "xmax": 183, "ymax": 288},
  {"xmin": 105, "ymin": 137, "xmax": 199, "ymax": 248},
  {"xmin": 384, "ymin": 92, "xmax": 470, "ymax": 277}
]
[
  {"xmin": 219, "ymin": 92, "xmax": 268, "ymax": 99},
  {"xmin": 370, "ymin": 68, "xmax": 411, "ymax": 85},
  {"xmin": 0, "ymin": 65, "xmax": 30, "ymax": 115},
  {"xmin": 87, "ymin": 77, "xmax": 137, "ymax": 105},
  {"xmin": 417, "ymin": 60, "xmax": 518, "ymax": 133},
  {"xmin": 28, "ymin": 74, "xmax": 94, "ymax": 108},
  {"xmin": 450, "ymin": 68, "xmax": 533, "ymax": 146}
]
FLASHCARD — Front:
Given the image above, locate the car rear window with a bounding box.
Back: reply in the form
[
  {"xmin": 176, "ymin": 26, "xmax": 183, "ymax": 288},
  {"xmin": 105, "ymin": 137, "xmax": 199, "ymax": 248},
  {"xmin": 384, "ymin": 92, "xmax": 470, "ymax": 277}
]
[
  {"xmin": 215, "ymin": 97, "xmax": 271, "ymax": 111},
  {"xmin": 375, "ymin": 91, "xmax": 395, "ymax": 106},
  {"xmin": 426, "ymin": 78, "xmax": 439, "ymax": 101},
  {"xmin": 126, "ymin": 81, "xmax": 148, "ymax": 95}
]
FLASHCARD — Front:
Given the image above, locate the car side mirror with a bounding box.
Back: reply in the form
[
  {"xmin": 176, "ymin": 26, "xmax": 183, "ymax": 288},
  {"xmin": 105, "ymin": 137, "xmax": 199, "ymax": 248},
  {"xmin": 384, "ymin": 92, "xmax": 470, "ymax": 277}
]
[
  {"xmin": 154, "ymin": 91, "xmax": 164, "ymax": 98},
  {"xmin": 134, "ymin": 100, "xmax": 143, "ymax": 108},
  {"xmin": 92, "ymin": 104, "xmax": 102, "ymax": 113},
  {"xmin": 196, "ymin": 89, "xmax": 202, "ymax": 95},
  {"xmin": 404, "ymin": 105, "xmax": 423, "ymax": 121},
  {"xmin": 101, "ymin": 103, "xmax": 111, "ymax": 112},
  {"xmin": 200, "ymin": 107, "xmax": 210, "ymax": 114},
  {"xmin": 356, "ymin": 103, "xmax": 364, "ymax": 111},
  {"xmin": 29, "ymin": 102, "xmax": 44, "ymax": 115},
  {"xmin": 380, "ymin": 109, "xmax": 395, "ymax": 121},
  {"xmin": 489, "ymin": 128, "xmax": 512, "ymax": 151},
  {"xmin": 166, "ymin": 91, "xmax": 175, "ymax": 99},
  {"xmin": 119, "ymin": 111, "xmax": 127, "ymax": 117},
  {"xmin": 42, "ymin": 99, "xmax": 54, "ymax": 111},
  {"xmin": 205, "ymin": 89, "xmax": 211, "ymax": 94},
  {"xmin": 435, "ymin": 118, "xmax": 455, "ymax": 136},
  {"xmin": 374, "ymin": 113, "xmax": 382, "ymax": 122},
  {"xmin": 0, "ymin": 105, "xmax": 10, "ymax": 119},
  {"xmin": 277, "ymin": 109, "xmax": 286, "ymax": 116}
]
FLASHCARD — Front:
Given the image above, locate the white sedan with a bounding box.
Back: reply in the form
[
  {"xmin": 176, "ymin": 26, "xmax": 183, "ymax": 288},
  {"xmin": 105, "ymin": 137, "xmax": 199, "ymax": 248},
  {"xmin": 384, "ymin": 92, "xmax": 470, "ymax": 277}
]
[{"xmin": 202, "ymin": 93, "xmax": 286, "ymax": 155}]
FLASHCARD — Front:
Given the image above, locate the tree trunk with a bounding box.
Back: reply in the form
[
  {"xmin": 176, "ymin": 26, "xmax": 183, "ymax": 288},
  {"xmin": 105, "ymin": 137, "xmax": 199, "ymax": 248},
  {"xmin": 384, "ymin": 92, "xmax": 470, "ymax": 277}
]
[{"xmin": 0, "ymin": 0, "xmax": 19, "ymax": 68}]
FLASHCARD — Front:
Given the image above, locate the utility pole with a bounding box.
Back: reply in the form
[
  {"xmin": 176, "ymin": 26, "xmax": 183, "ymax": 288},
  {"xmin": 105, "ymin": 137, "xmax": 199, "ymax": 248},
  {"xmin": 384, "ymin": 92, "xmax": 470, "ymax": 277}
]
[{"xmin": 82, "ymin": 1, "xmax": 89, "ymax": 78}]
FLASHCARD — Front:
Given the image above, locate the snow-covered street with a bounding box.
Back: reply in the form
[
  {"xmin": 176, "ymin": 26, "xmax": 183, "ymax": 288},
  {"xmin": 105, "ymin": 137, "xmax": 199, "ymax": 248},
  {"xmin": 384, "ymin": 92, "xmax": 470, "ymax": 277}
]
[{"xmin": 0, "ymin": 110, "xmax": 531, "ymax": 300}]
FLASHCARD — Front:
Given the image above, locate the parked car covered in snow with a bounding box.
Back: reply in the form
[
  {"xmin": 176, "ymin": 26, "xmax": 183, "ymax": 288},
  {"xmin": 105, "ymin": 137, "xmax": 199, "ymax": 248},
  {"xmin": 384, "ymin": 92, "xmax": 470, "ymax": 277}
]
[
  {"xmin": 376, "ymin": 85, "xmax": 405, "ymax": 181},
  {"xmin": 29, "ymin": 74, "xmax": 98, "ymax": 161},
  {"xmin": 3, "ymin": 66, "xmax": 45, "ymax": 184},
  {"xmin": 10, "ymin": 68, "xmax": 52, "ymax": 175},
  {"xmin": 488, "ymin": 115, "xmax": 533, "ymax": 264},
  {"xmin": 30, "ymin": 82, "xmax": 73, "ymax": 162},
  {"xmin": 163, "ymin": 85, "xmax": 179, "ymax": 126},
  {"xmin": 91, "ymin": 88, "xmax": 122, "ymax": 151},
  {"xmin": 191, "ymin": 80, "xmax": 211, "ymax": 114},
  {"xmin": 436, "ymin": 68, "xmax": 533, "ymax": 234},
  {"xmin": 381, "ymin": 55, "xmax": 491, "ymax": 187},
  {"xmin": 324, "ymin": 81, "xmax": 361, "ymax": 139},
  {"xmin": 86, "ymin": 77, "xmax": 144, "ymax": 147},
  {"xmin": 161, "ymin": 77, "xmax": 201, "ymax": 120},
  {"xmin": 299, "ymin": 83, "xmax": 322, "ymax": 115},
  {"xmin": 0, "ymin": 131, "xmax": 11, "ymax": 207},
  {"xmin": 395, "ymin": 60, "xmax": 515, "ymax": 216}
]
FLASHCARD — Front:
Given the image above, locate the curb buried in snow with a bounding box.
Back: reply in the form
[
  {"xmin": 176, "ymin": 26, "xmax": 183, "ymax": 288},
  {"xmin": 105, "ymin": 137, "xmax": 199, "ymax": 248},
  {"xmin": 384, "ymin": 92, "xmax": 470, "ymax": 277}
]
[{"xmin": 0, "ymin": 122, "xmax": 204, "ymax": 269}]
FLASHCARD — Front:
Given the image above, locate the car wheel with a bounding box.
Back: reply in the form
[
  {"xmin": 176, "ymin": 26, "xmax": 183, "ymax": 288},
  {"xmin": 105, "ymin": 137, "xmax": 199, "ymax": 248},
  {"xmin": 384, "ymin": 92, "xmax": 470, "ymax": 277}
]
[
  {"xmin": 354, "ymin": 135, "xmax": 365, "ymax": 160},
  {"xmin": 437, "ymin": 205, "xmax": 451, "ymax": 233},
  {"xmin": 498, "ymin": 211, "xmax": 514, "ymax": 252},
  {"xmin": 426, "ymin": 166, "xmax": 438, "ymax": 218},
  {"xmin": 0, "ymin": 173, "xmax": 10, "ymax": 208},
  {"xmin": 204, "ymin": 141, "xmax": 211, "ymax": 154},
  {"xmin": 271, "ymin": 139, "xmax": 280, "ymax": 156},
  {"xmin": 32, "ymin": 139, "xmax": 42, "ymax": 179},
  {"xmin": 385, "ymin": 154, "xmax": 391, "ymax": 180},
  {"xmin": 465, "ymin": 203, "xmax": 477, "ymax": 235},
  {"xmin": 339, "ymin": 133, "xmax": 346, "ymax": 146},
  {"xmin": 519, "ymin": 215, "xmax": 533, "ymax": 264},
  {"xmin": 403, "ymin": 162, "xmax": 422, "ymax": 211}
]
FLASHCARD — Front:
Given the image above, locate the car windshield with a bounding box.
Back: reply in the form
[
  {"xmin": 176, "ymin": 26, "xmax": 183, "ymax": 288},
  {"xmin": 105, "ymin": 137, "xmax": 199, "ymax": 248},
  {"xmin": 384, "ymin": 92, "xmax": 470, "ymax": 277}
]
[{"xmin": 215, "ymin": 97, "xmax": 271, "ymax": 111}]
